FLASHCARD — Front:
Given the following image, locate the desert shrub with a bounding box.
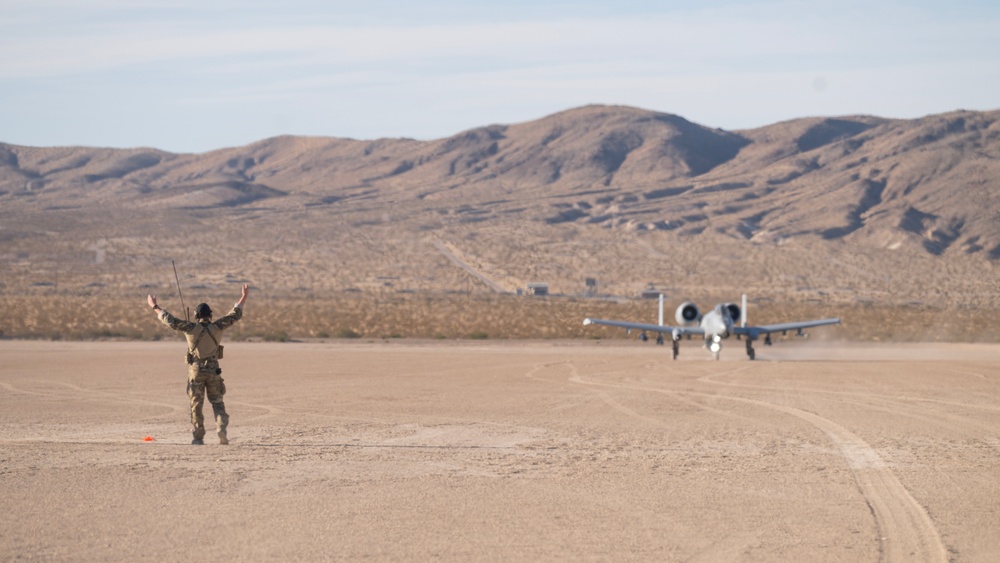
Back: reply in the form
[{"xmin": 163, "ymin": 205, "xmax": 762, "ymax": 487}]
[
  {"xmin": 2, "ymin": 291, "xmax": 1000, "ymax": 343},
  {"xmin": 262, "ymin": 331, "xmax": 289, "ymax": 342}
]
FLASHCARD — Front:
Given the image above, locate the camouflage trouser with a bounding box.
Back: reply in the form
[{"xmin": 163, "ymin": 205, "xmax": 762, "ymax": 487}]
[{"xmin": 187, "ymin": 361, "xmax": 229, "ymax": 442}]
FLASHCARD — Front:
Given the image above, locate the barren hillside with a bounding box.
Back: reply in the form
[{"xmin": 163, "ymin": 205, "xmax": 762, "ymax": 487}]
[{"xmin": 1, "ymin": 105, "xmax": 999, "ymax": 339}]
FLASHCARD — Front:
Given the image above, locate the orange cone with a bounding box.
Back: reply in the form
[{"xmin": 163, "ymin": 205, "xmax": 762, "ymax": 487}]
[{"xmin": 142, "ymin": 436, "xmax": 154, "ymax": 442}]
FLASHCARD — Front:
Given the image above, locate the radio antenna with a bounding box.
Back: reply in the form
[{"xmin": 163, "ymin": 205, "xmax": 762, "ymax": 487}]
[{"xmin": 171, "ymin": 260, "xmax": 189, "ymax": 321}]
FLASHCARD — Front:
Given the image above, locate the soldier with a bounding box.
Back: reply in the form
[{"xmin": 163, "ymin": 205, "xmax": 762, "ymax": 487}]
[{"xmin": 147, "ymin": 284, "xmax": 249, "ymax": 445}]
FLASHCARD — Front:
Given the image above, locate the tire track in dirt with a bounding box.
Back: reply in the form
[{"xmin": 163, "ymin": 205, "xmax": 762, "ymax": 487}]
[
  {"xmin": 528, "ymin": 360, "xmax": 770, "ymax": 427},
  {"xmin": 728, "ymin": 394, "xmax": 948, "ymax": 563},
  {"xmin": 227, "ymin": 400, "xmax": 285, "ymax": 418},
  {"xmin": 695, "ymin": 365, "xmax": 1000, "ymax": 454},
  {"xmin": 564, "ymin": 362, "xmax": 763, "ymax": 423},
  {"xmin": 697, "ymin": 368, "xmax": 1000, "ymax": 414},
  {"xmin": 566, "ymin": 362, "xmax": 948, "ymax": 563},
  {"xmin": 835, "ymin": 396, "xmax": 1000, "ymax": 457},
  {"xmin": 49, "ymin": 381, "xmax": 182, "ymax": 413},
  {"xmin": 2, "ymin": 380, "xmax": 182, "ymax": 414},
  {"xmin": 0, "ymin": 381, "xmax": 52, "ymax": 397},
  {"xmin": 528, "ymin": 361, "xmax": 709, "ymax": 424}
]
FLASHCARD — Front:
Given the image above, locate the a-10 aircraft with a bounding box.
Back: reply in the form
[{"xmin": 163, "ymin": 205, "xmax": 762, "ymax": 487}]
[{"xmin": 583, "ymin": 295, "xmax": 840, "ymax": 360}]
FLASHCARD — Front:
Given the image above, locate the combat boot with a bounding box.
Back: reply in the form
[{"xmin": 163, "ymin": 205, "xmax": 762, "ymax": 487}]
[{"xmin": 215, "ymin": 409, "xmax": 229, "ymax": 445}]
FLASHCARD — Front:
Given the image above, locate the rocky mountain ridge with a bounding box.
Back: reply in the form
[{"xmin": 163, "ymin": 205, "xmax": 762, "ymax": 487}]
[
  {"xmin": 3, "ymin": 105, "xmax": 998, "ymax": 259},
  {"xmin": 2, "ymin": 105, "xmax": 999, "ymax": 312}
]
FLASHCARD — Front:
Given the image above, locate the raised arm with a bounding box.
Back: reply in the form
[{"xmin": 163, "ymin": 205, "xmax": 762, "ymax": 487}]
[
  {"xmin": 148, "ymin": 294, "xmax": 194, "ymax": 331},
  {"xmin": 212, "ymin": 284, "xmax": 249, "ymax": 331}
]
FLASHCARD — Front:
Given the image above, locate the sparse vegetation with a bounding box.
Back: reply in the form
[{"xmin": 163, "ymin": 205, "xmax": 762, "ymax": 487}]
[
  {"xmin": 1, "ymin": 292, "xmax": 999, "ymax": 343},
  {"xmin": 262, "ymin": 330, "xmax": 290, "ymax": 342},
  {"xmin": 2, "ymin": 108, "xmax": 999, "ymax": 345}
]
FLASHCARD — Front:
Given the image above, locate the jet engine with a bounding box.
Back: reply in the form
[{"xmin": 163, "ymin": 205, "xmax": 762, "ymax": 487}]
[
  {"xmin": 724, "ymin": 303, "xmax": 742, "ymax": 324},
  {"xmin": 675, "ymin": 302, "xmax": 701, "ymax": 325}
]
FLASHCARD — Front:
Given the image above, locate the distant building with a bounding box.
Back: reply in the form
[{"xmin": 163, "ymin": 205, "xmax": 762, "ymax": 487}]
[
  {"xmin": 585, "ymin": 278, "xmax": 597, "ymax": 296},
  {"xmin": 525, "ymin": 282, "xmax": 549, "ymax": 296},
  {"xmin": 639, "ymin": 286, "xmax": 665, "ymax": 299}
]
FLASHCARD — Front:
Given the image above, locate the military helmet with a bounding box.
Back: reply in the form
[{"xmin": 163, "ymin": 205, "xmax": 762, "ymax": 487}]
[{"xmin": 194, "ymin": 303, "xmax": 213, "ymax": 319}]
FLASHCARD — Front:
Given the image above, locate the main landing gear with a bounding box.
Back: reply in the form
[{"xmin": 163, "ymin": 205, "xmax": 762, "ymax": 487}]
[
  {"xmin": 640, "ymin": 332, "xmax": 666, "ymax": 346},
  {"xmin": 671, "ymin": 338, "xmax": 680, "ymax": 360},
  {"xmin": 746, "ymin": 337, "xmax": 756, "ymax": 361}
]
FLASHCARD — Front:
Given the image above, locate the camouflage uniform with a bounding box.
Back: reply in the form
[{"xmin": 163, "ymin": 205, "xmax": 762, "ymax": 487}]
[{"xmin": 157, "ymin": 304, "xmax": 243, "ymax": 444}]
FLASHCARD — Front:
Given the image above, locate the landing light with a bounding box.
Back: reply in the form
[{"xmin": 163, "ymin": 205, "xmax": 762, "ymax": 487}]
[{"xmin": 709, "ymin": 341, "xmax": 721, "ymax": 353}]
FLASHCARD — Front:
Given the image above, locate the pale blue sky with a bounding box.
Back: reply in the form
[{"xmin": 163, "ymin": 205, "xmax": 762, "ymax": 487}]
[{"xmin": 2, "ymin": 0, "xmax": 998, "ymax": 153}]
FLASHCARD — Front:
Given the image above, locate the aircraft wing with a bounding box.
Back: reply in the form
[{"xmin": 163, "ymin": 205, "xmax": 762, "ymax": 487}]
[
  {"xmin": 733, "ymin": 318, "xmax": 841, "ymax": 339},
  {"xmin": 582, "ymin": 318, "xmax": 705, "ymax": 336}
]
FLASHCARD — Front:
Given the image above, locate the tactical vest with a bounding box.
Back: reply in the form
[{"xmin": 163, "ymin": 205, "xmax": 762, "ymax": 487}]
[{"xmin": 186, "ymin": 322, "xmax": 223, "ymax": 362}]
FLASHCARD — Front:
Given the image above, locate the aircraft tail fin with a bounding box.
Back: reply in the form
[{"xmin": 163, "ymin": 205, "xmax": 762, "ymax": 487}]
[{"xmin": 741, "ymin": 294, "xmax": 747, "ymax": 328}]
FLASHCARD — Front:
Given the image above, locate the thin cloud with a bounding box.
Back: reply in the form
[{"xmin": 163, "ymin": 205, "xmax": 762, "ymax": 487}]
[
  {"xmin": 3, "ymin": 4, "xmax": 954, "ymax": 78},
  {"xmin": 2, "ymin": 0, "xmax": 998, "ymax": 150}
]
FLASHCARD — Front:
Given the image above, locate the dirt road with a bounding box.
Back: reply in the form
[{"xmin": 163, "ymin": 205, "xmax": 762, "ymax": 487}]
[{"xmin": 2, "ymin": 340, "xmax": 998, "ymax": 561}]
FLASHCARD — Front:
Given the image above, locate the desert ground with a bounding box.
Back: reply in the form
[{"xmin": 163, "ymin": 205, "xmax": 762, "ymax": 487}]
[{"xmin": 2, "ymin": 339, "xmax": 999, "ymax": 561}]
